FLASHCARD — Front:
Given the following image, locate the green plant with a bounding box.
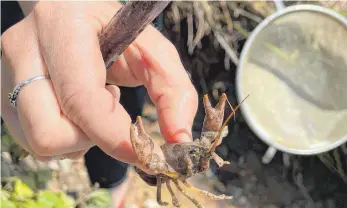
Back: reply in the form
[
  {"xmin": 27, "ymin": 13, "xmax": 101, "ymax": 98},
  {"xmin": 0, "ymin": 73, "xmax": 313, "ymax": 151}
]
[{"xmin": 1, "ymin": 178, "xmax": 112, "ymax": 208}]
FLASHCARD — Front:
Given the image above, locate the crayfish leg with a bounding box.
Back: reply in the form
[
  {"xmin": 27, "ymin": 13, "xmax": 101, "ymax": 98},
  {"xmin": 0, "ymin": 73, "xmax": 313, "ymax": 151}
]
[
  {"xmin": 173, "ymin": 180, "xmax": 204, "ymax": 208},
  {"xmin": 182, "ymin": 181, "xmax": 233, "ymax": 200},
  {"xmin": 156, "ymin": 176, "xmax": 169, "ymax": 206},
  {"xmin": 166, "ymin": 180, "xmax": 181, "ymax": 207},
  {"xmin": 212, "ymin": 152, "xmax": 230, "ymax": 168}
]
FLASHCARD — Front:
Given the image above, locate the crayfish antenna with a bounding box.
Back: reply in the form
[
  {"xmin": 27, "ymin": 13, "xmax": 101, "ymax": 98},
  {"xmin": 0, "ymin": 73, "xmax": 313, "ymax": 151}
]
[{"xmin": 209, "ymin": 94, "xmax": 250, "ymax": 153}]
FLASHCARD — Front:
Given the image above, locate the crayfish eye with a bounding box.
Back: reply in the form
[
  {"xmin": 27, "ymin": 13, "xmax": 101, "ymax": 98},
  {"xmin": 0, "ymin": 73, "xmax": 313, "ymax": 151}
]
[{"xmin": 189, "ymin": 148, "xmax": 199, "ymax": 157}]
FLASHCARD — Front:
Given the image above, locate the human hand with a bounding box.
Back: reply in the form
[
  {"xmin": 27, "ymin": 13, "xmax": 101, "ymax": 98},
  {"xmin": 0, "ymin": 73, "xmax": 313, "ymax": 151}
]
[{"xmin": 1, "ymin": 2, "xmax": 198, "ymax": 168}]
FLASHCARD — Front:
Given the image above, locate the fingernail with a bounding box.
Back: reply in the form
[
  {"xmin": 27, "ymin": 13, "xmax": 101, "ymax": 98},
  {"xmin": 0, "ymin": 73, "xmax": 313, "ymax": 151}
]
[{"xmin": 174, "ymin": 131, "xmax": 193, "ymax": 143}]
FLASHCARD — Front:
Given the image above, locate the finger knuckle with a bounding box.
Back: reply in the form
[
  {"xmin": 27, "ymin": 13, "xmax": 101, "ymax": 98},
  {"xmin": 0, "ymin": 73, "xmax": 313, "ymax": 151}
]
[
  {"xmin": 33, "ymin": 2, "xmax": 52, "ymax": 20},
  {"xmin": 59, "ymin": 87, "xmax": 90, "ymax": 127},
  {"xmin": 1, "ymin": 29, "xmax": 12, "ymax": 50},
  {"xmin": 1, "ymin": 23, "xmax": 23, "ymax": 54},
  {"xmin": 28, "ymin": 125, "xmax": 57, "ymax": 156}
]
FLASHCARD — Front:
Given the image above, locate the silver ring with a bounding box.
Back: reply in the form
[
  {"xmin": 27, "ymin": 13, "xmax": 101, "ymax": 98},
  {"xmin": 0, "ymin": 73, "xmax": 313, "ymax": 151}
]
[{"xmin": 8, "ymin": 75, "xmax": 50, "ymax": 108}]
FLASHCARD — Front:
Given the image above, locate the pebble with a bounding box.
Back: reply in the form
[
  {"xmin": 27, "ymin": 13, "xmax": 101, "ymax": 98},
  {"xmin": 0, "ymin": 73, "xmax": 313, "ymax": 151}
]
[
  {"xmin": 47, "ymin": 160, "xmax": 60, "ymax": 171},
  {"xmin": 59, "ymin": 159, "xmax": 72, "ymax": 173},
  {"xmin": 36, "ymin": 160, "xmax": 48, "ymax": 169},
  {"xmin": 2, "ymin": 152, "xmax": 12, "ymax": 162},
  {"xmin": 21, "ymin": 155, "xmax": 38, "ymax": 170}
]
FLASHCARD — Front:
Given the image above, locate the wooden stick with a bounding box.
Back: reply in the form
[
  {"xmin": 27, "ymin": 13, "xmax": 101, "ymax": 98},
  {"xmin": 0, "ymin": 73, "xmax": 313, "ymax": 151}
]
[{"xmin": 98, "ymin": 1, "xmax": 171, "ymax": 69}]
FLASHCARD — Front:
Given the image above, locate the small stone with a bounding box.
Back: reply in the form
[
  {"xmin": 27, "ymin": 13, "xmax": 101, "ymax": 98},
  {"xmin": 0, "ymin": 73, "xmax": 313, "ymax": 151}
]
[
  {"xmin": 59, "ymin": 159, "xmax": 72, "ymax": 173},
  {"xmin": 21, "ymin": 155, "xmax": 38, "ymax": 170},
  {"xmin": 48, "ymin": 160, "xmax": 60, "ymax": 171},
  {"xmin": 2, "ymin": 152, "xmax": 12, "ymax": 162},
  {"xmin": 36, "ymin": 160, "xmax": 48, "ymax": 169}
]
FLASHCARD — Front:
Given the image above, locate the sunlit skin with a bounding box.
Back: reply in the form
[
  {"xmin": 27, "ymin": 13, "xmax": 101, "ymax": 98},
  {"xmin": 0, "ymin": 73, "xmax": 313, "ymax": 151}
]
[{"xmin": 1, "ymin": 1, "xmax": 198, "ymax": 171}]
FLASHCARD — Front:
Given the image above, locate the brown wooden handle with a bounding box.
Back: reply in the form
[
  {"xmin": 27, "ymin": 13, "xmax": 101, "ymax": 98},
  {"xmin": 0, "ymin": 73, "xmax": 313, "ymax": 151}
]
[{"xmin": 98, "ymin": 1, "xmax": 170, "ymax": 69}]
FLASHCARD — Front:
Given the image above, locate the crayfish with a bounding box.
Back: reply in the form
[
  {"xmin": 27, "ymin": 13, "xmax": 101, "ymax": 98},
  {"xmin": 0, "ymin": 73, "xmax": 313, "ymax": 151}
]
[{"xmin": 130, "ymin": 93, "xmax": 248, "ymax": 208}]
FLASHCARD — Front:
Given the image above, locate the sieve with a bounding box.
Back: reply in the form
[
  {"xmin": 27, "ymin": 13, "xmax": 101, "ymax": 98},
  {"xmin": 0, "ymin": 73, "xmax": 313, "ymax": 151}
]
[{"xmin": 236, "ymin": 3, "xmax": 347, "ymax": 163}]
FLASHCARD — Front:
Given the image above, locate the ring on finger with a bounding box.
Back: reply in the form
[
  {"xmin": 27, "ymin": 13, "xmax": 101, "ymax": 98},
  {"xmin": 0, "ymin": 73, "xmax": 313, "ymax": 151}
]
[{"xmin": 8, "ymin": 75, "xmax": 51, "ymax": 108}]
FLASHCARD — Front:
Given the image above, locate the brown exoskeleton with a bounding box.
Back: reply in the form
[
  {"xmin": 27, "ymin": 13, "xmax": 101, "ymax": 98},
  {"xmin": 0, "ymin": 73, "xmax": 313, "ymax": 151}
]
[{"xmin": 130, "ymin": 93, "xmax": 249, "ymax": 208}]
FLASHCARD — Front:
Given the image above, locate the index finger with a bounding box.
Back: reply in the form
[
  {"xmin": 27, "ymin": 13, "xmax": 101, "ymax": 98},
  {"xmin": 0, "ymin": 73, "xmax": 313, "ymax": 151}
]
[{"xmin": 117, "ymin": 26, "xmax": 199, "ymax": 143}]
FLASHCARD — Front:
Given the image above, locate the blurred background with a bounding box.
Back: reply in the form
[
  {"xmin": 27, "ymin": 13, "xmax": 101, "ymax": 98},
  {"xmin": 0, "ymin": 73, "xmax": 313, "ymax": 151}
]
[{"xmin": 1, "ymin": 1, "xmax": 347, "ymax": 208}]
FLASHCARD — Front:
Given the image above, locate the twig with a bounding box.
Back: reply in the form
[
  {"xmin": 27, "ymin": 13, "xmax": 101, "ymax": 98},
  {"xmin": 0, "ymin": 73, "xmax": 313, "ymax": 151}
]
[
  {"xmin": 214, "ymin": 32, "xmax": 239, "ymax": 65},
  {"xmin": 224, "ymin": 54, "xmax": 230, "ymax": 71},
  {"xmin": 318, "ymin": 153, "xmax": 347, "ymax": 184},
  {"xmin": 294, "ymin": 173, "xmax": 315, "ymax": 208},
  {"xmin": 212, "ymin": 81, "xmax": 227, "ymax": 101},
  {"xmin": 187, "ymin": 12, "xmax": 194, "ymax": 53},
  {"xmin": 171, "ymin": 3, "xmax": 181, "ymax": 33},
  {"xmin": 188, "ymin": 2, "xmax": 206, "ymax": 54},
  {"xmin": 333, "ymin": 149, "xmax": 347, "ymax": 183},
  {"xmin": 198, "ymin": 1, "xmax": 239, "ymax": 65},
  {"xmin": 199, "ymin": 1, "xmax": 214, "ymax": 26},
  {"xmin": 220, "ymin": 0, "xmax": 233, "ymax": 32},
  {"xmin": 234, "ymin": 23, "xmax": 250, "ymax": 38},
  {"xmin": 245, "ymin": 1, "xmax": 276, "ymax": 17},
  {"xmin": 98, "ymin": 1, "xmax": 170, "ymax": 69},
  {"xmin": 341, "ymin": 143, "xmax": 347, "ymax": 155},
  {"xmin": 228, "ymin": 2, "xmax": 263, "ymax": 23},
  {"xmin": 292, "ymin": 160, "xmax": 315, "ymax": 208},
  {"xmin": 194, "ymin": 59, "xmax": 208, "ymax": 94}
]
